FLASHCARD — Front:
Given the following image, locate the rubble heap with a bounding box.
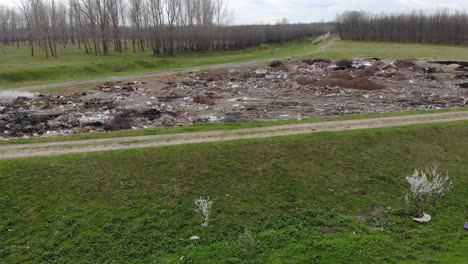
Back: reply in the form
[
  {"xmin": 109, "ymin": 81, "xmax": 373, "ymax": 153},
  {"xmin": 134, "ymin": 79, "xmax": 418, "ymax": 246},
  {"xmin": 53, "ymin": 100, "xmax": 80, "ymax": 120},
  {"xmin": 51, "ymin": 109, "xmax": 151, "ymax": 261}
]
[{"xmin": 1, "ymin": 58, "xmax": 467, "ymax": 139}]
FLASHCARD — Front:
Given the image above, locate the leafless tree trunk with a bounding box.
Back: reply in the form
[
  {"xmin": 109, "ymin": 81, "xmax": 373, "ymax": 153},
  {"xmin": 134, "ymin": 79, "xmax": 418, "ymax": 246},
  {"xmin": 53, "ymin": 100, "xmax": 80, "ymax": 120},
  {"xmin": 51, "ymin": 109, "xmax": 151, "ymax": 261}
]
[
  {"xmin": 3, "ymin": 0, "xmax": 334, "ymax": 58},
  {"xmin": 338, "ymin": 10, "xmax": 468, "ymax": 45}
]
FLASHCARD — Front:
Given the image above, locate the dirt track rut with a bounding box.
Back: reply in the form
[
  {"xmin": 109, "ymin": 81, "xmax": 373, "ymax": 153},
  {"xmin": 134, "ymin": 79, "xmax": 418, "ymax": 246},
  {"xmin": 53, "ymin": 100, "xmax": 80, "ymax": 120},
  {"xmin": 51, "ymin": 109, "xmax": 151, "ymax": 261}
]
[{"xmin": 0, "ymin": 111, "xmax": 466, "ymax": 159}]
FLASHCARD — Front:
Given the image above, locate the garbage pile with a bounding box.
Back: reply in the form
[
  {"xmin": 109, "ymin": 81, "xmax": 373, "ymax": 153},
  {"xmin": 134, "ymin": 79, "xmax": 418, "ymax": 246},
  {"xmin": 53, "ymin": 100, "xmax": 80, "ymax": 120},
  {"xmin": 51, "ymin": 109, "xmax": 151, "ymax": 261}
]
[
  {"xmin": 1, "ymin": 58, "xmax": 467, "ymax": 139},
  {"xmin": 0, "ymin": 80, "xmax": 178, "ymax": 139}
]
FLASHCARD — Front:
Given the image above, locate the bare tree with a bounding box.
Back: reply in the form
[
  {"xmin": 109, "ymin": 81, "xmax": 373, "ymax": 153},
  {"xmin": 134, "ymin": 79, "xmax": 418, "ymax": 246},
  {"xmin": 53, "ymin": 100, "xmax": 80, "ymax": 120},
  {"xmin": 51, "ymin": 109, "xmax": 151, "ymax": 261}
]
[
  {"xmin": 1, "ymin": 0, "xmax": 334, "ymax": 58},
  {"xmin": 338, "ymin": 10, "xmax": 468, "ymax": 45}
]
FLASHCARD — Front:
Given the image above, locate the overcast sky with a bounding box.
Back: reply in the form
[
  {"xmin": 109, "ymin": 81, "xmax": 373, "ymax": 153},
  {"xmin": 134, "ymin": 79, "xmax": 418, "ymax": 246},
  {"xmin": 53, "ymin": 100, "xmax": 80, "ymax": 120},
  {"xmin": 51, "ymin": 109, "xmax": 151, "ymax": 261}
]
[{"xmin": 2, "ymin": 0, "xmax": 468, "ymax": 24}]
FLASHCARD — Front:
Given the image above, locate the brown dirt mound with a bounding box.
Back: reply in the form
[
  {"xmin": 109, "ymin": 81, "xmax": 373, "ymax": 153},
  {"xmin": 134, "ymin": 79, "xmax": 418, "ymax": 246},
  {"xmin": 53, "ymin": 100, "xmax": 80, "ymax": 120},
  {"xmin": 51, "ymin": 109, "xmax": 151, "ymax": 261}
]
[
  {"xmin": 324, "ymin": 78, "xmax": 384, "ymax": 90},
  {"xmin": 395, "ymin": 60, "xmax": 415, "ymax": 68},
  {"xmin": 197, "ymin": 71, "xmax": 227, "ymax": 81},
  {"xmin": 295, "ymin": 76, "xmax": 317, "ymax": 85},
  {"xmin": 330, "ymin": 72, "xmax": 354, "ymax": 81},
  {"xmin": 296, "ymin": 75, "xmax": 384, "ymax": 91},
  {"xmin": 269, "ymin": 60, "xmax": 283, "ymax": 68},
  {"xmin": 194, "ymin": 95, "xmax": 216, "ymax": 105},
  {"xmin": 335, "ymin": 59, "xmax": 353, "ymax": 68},
  {"xmin": 302, "ymin": 58, "xmax": 332, "ymax": 65},
  {"xmin": 104, "ymin": 115, "xmax": 133, "ymax": 131}
]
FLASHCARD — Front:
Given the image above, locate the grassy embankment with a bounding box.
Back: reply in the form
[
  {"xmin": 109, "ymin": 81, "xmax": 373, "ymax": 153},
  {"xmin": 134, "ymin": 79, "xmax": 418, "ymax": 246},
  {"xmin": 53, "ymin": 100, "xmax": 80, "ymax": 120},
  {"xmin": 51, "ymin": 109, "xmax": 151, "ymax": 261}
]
[
  {"xmin": 0, "ymin": 121, "xmax": 467, "ymax": 263},
  {"xmin": 318, "ymin": 40, "xmax": 468, "ymax": 60},
  {"xmin": 2, "ymin": 38, "xmax": 468, "ymax": 89},
  {"xmin": 0, "ymin": 39, "xmax": 322, "ymax": 89}
]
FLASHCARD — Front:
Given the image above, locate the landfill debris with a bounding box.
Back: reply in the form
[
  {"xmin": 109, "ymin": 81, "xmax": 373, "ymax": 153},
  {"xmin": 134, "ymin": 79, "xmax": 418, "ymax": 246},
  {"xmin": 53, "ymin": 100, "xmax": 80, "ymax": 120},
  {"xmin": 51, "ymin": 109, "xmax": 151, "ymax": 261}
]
[
  {"xmin": 269, "ymin": 60, "xmax": 284, "ymax": 68},
  {"xmin": 1, "ymin": 59, "xmax": 467, "ymax": 139},
  {"xmin": 0, "ymin": 91, "xmax": 37, "ymax": 100},
  {"xmin": 412, "ymin": 213, "xmax": 432, "ymax": 223}
]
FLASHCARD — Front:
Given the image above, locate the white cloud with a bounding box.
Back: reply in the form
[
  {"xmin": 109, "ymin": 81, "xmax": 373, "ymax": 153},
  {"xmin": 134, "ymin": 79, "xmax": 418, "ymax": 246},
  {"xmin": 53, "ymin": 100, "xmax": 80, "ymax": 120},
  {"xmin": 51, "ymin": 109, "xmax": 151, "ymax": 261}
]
[{"xmin": 228, "ymin": 0, "xmax": 468, "ymax": 24}]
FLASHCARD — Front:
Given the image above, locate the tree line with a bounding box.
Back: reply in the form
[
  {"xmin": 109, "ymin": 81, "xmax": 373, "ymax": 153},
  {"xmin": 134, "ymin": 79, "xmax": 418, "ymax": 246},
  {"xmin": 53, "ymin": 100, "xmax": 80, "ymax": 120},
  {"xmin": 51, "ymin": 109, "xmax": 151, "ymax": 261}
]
[
  {"xmin": 337, "ymin": 10, "xmax": 468, "ymax": 45},
  {"xmin": 0, "ymin": 0, "xmax": 332, "ymax": 58}
]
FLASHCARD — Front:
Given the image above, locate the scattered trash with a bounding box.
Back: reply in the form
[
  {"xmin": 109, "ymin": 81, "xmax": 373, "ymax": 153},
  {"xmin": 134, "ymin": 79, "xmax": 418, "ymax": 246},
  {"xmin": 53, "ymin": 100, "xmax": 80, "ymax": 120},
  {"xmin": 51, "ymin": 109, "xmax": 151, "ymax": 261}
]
[
  {"xmin": 352, "ymin": 61, "xmax": 374, "ymax": 69},
  {"xmin": 432, "ymin": 60, "xmax": 468, "ymax": 67},
  {"xmin": 0, "ymin": 91, "xmax": 36, "ymax": 100},
  {"xmin": 1, "ymin": 59, "xmax": 466, "ymax": 139},
  {"xmin": 412, "ymin": 213, "xmax": 432, "ymax": 223},
  {"xmin": 190, "ymin": 236, "xmax": 200, "ymax": 240},
  {"xmin": 255, "ymin": 69, "xmax": 268, "ymax": 77}
]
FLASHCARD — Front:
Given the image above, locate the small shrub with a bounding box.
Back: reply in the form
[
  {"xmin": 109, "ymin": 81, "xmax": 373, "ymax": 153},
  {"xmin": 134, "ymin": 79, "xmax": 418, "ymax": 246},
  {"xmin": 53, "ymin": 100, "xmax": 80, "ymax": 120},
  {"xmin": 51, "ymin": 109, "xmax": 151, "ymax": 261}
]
[
  {"xmin": 404, "ymin": 164, "xmax": 453, "ymax": 217},
  {"xmin": 194, "ymin": 197, "xmax": 213, "ymax": 227}
]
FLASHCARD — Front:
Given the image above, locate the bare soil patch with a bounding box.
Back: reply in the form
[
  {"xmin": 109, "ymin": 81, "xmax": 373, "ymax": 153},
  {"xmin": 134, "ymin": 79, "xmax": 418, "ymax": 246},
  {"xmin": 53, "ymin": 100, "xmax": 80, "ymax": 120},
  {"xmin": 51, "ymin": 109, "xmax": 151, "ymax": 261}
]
[{"xmin": 1, "ymin": 58, "xmax": 467, "ymax": 139}]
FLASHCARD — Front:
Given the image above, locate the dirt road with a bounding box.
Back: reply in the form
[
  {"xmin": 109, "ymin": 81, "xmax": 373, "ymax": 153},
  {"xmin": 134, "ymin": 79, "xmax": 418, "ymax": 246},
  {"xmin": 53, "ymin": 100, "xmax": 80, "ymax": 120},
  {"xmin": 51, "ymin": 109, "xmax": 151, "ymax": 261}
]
[
  {"xmin": 0, "ymin": 111, "xmax": 466, "ymax": 159},
  {"xmin": 16, "ymin": 40, "xmax": 335, "ymax": 92}
]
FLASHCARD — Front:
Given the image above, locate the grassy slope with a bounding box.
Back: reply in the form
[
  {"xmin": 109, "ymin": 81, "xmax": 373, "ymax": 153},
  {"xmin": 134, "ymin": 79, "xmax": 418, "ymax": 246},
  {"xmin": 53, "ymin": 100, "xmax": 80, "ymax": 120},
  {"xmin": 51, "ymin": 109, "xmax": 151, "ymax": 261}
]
[
  {"xmin": 0, "ymin": 121, "xmax": 467, "ymax": 263},
  {"xmin": 2, "ymin": 39, "xmax": 468, "ymax": 89},
  {"xmin": 0, "ymin": 39, "xmax": 319, "ymax": 89},
  {"xmin": 318, "ymin": 40, "xmax": 468, "ymax": 60}
]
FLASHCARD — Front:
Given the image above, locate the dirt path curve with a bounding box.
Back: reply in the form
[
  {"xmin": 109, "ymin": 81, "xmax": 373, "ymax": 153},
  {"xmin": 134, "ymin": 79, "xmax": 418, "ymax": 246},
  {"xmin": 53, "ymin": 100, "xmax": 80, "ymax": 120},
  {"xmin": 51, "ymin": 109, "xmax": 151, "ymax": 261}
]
[
  {"xmin": 0, "ymin": 111, "xmax": 466, "ymax": 159},
  {"xmin": 16, "ymin": 40, "xmax": 335, "ymax": 92}
]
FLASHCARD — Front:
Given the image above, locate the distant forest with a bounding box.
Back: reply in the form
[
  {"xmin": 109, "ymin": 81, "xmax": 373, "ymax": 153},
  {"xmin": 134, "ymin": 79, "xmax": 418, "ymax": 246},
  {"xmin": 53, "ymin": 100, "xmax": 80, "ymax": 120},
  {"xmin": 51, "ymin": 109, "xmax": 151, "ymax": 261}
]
[
  {"xmin": 338, "ymin": 10, "xmax": 468, "ymax": 45},
  {"xmin": 3, "ymin": 1, "xmax": 466, "ymax": 59},
  {"xmin": 0, "ymin": 0, "xmax": 333, "ymax": 57}
]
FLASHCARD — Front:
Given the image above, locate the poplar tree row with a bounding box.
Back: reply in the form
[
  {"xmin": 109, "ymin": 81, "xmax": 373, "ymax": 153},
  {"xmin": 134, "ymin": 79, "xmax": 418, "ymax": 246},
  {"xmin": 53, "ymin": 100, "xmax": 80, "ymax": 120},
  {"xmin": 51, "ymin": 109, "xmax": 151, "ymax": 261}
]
[
  {"xmin": 0, "ymin": 0, "xmax": 331, "ymax": 57},
  {"xmin": 337, "ymin": 10, "xmax": 468, "ymax": 45}
]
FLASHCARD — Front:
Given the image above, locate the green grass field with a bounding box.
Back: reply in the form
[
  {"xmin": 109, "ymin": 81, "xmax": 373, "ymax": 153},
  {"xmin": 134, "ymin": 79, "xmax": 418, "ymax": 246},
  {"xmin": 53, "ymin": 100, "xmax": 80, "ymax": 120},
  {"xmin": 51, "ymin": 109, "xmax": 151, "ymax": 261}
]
[
  {"xmin": 2, "ymin": 38, "xmax": 468, "ymax": 89},
  {"xmin": 1, "ymin": 121, "xmax": 467, "ymax": 263},
  {"xmin": 0, "ymin": 39, "xmax": 320, "ymax": 89},
  {"xmin": 318, "ymin": 40, "xmax": 468, "ymax": 60}
]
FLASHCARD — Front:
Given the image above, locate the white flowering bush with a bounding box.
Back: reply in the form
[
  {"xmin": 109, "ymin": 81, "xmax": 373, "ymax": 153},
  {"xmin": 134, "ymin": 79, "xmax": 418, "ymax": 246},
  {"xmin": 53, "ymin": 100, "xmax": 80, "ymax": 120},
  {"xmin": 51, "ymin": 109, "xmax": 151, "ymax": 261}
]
[
  {"xmin": 405, "ymin": 164, "xmax": 453, "ymax": 217},
  {"xmin": 195, "ymin": 197, "xmax": 213, "ymax": 227}
]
